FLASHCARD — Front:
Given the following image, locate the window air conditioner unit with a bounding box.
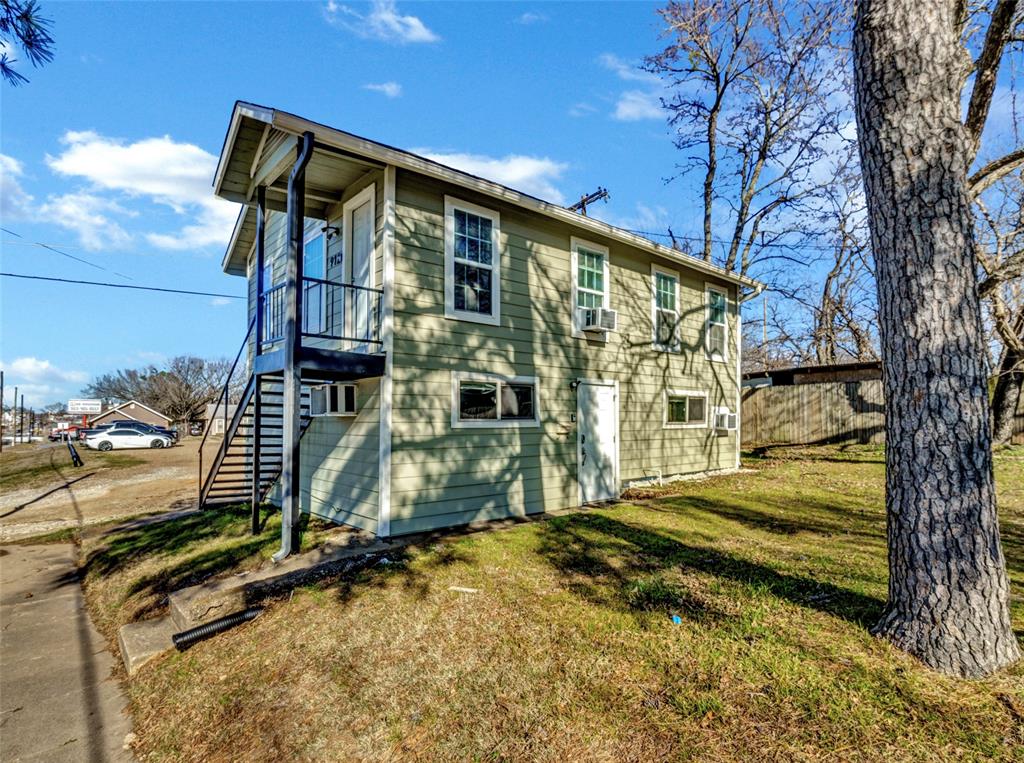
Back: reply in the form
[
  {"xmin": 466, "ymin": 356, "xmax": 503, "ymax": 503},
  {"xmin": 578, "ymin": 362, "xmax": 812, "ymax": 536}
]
[
  {"xmin": 581, "ymin": 307, "xmax": 618, "ymax": 332},
  {"xmin": 714, "ymin": 410, "xmax": 738, "ymax": 431},
  {"xmin": 310, "ymin": 383, "xmax": 357, "ymax": 417}
]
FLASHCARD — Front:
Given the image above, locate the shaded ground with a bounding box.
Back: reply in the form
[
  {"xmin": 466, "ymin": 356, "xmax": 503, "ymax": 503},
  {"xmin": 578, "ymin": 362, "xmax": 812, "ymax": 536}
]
[
  {"xmin": 0, "ymin": 442, "xmax": 198, "ymax": 541},
  {"xmin": 83, "ymin": 446, "xmax": 1024, "ymax": 762},
  {"xmin": 0, "ymin": 544, "xmax": 133, "ymax": 762}
]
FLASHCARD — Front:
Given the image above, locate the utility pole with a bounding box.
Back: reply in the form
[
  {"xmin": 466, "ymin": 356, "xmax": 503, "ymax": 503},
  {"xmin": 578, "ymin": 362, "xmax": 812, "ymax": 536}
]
[
  {"xmin": 19, "ymin": 394, "xmax": 24, "ymax": 446},
  {"xmin": 12, "ymin": 386, "xmax": 18, "ymax": 447},
  {"xmin": 568, "ymin": 187, "xmax": 610, "ymax": 217},
  {"xmin": 763, "ymin": 294, "xmax": 768, "ymax": 372},
  {"xmin": 0, "ymin": 370, "xmax": 4, "ymax": 453}
]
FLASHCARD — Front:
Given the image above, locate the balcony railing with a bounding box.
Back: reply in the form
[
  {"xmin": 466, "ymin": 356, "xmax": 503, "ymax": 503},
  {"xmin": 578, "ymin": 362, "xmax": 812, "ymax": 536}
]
[{"xmin": 259, "ymin": 277, "xmax": 383, "ymax": 353}]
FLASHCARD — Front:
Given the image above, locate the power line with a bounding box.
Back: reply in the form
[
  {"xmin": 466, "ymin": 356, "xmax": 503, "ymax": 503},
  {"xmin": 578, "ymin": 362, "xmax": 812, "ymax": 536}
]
[
  {"xmin": 2, "ymin": 229, "xmax": 135, "ymax": 281},
  {"xmin": 0, "ymin": 272, "xmax": 244, "ymax": 300}
]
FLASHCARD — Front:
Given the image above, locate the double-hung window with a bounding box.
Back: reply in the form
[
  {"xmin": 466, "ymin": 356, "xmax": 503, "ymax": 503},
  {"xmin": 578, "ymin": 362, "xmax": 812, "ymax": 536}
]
[
  {"xmin": 652, "ymin": 264, "xmax": 680, "ymax": 351},
  {"xmin": 451, "ymin": 372, "xmax": 540, "ymax": 428},
  {"xmin": 303, "ymin": 229, "xmax": 326, "ymax": 335},
  {"xmin": 705, "ymin": 284, "xmax": 728, "ymax": 362},
  {"xmin": 571, "ymin": 237, "xmax": 610, "ymax": 338},
  {"xmin": 665, "ymin": 390, "xmax": 707, "ymax": 428},
  {"xmin": 445, "ymin": 197, "xmax": 501, "ymax": 325}
]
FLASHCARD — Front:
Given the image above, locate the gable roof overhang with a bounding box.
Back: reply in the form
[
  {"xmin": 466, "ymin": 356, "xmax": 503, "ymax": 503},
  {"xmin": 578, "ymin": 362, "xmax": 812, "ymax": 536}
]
[
  {"xmin": 214, "ymin": 101, "xmax": 763, "ymax": 296},
  {"xmin": 90, "ymin": 399, "xmax": 173, "ymax": 425}
]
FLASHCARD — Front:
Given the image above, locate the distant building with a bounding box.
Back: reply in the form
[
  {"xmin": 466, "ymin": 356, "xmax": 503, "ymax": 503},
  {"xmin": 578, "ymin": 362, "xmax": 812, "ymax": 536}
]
[
  {"xmin": 90, "ymin": 400, "xmax": 173, "ymax": 428},
  {"xmin": 743, "ymin": 360, "xmax": 881, "ymax": 388},
  {"xmin": 204, "ymin": 401, "xmax": 239, "ymax": 435}
]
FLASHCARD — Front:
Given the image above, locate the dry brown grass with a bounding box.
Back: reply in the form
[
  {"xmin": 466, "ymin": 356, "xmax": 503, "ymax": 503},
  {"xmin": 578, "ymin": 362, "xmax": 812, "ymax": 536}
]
[{"xmin": 85, "ymin": 447, "xmax": 1024, "ymax": 762}]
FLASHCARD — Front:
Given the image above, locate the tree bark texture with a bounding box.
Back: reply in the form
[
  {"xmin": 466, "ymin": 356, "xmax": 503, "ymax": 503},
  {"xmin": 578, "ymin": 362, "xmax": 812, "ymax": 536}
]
[{"xmin": 853, "ymin": 0, "xmax": 1020, "ymax": 677}]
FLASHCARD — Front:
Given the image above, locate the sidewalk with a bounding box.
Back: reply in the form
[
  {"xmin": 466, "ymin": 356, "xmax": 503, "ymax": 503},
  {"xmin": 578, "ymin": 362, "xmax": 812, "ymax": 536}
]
[{"xmin": 0, "ymin": 544, "xmax": 133, "ymax": 762}]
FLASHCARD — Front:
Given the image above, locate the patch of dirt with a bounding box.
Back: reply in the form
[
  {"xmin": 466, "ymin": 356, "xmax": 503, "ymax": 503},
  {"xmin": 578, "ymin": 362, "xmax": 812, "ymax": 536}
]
[{"xmin": 0, "ymin": 442, "xmax": 200, "ymax": 541}]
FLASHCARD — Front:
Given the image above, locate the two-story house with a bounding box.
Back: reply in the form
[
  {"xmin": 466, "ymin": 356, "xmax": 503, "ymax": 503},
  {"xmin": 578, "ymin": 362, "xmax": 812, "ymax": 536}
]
[{"xmin": 201, "ymin": 101, "xmax": 762, "ymax": 559}]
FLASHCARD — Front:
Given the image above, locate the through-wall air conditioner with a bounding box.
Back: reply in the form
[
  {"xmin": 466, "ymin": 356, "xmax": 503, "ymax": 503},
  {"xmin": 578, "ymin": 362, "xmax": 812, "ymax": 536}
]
[
  {"xmin": 714, "ymin": 409, "xmax": 738, "ymax": 431},
  {"xmin": 581, "ymin": 307, "xmax": 618, "ymax": 333},
  {"xmin": 310, "ymin": 383, "xmax": 357, "ymax": 417}
]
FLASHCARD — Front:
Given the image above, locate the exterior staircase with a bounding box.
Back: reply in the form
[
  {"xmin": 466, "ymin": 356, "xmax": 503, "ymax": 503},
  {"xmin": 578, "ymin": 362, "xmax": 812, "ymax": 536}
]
[{"xmin": 199, "ymin": 374, "xmax": 312, "ymax": 508}]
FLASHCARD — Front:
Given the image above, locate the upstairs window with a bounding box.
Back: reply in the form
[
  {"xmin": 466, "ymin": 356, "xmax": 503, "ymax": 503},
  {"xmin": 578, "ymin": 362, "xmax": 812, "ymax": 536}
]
[
  {"xmin": 303, "ymin": 230, "xmax": 326, "ymax": 335},
  {"xmin": 652, "ymin": 265, "xmax": 680, "ymax": 351},
  {"xmin": 452, "ymin": 372, "xmax": 539, "ymax": 428},
  {"xmin": 706, "ymin": 285, "xmax": 728, "ymax": 362},
  {"xmin": 665, "ymin": 390, "xmax": 707, "ymax": 428},
  {"xmin": 445, "ymin": 197, "xmax": 501, "ymax": 325},
  {"xmin": 571, "ymin": 237, "xmax": 610, "ymax": 338}
]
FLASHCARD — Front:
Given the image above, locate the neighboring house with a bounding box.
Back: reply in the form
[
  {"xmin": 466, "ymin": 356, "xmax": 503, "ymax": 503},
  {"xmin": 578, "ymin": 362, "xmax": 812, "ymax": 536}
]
[
  {"xmin": 204, "ymin": 401, "xmax": 239, "ymax": 436},
  {"xmin": 742, "ymin": 360, "xmax": 882, "ymax": 388},
  {"xmin": 202, "ymin": 101, "xmax": 762, "ymax": 556},
  {"xmin": 90, "ymin": 400, "xmax": 173, "ymax": 428}
]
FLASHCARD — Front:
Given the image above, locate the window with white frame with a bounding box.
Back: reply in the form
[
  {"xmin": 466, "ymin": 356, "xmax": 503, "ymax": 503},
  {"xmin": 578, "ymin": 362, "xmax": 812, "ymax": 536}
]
[
  {"xmin": 571, "ymin": 238, "xmax": 610, "ymax": 337},
  {"xmin": 452, "ymin": 372, "xmax": 539, "ymax": 428},
  {"xmin": 303, "ymin": 229, "xmax": 326, "ymax": 335},
  {"xmin": 652, "ymin": 265, "xmax": 680, "ymax": 351},
  {"xmin": 665, "ymin": 390, "xmax": 707, "ymax": 428},
  {"xmin": 445, "ymin": 197, "xmax": 501, "ymax": 325},
  {"xmin": 706, "ymin": 285, "xmax": 728, "ymax": 361}
]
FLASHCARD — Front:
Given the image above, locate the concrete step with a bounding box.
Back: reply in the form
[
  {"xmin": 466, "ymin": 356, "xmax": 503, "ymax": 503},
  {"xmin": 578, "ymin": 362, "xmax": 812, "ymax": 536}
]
[{"xmin": 118, "ymin": 616, "xmax": 176, "ymax": 676}]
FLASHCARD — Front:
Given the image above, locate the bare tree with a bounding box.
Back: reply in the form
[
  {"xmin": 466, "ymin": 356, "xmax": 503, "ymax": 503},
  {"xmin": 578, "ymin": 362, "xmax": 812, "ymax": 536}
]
[
  {"xmin": 83, "ymin": 356, "xmax": 233, "ymax": 423},
  {"xmin": 853, "ymin": 0, "xmax": 1020, "ymax": 677},
  {"xmin": 646, "ymin": 0, "xmax": 849, "ymax": 278}
]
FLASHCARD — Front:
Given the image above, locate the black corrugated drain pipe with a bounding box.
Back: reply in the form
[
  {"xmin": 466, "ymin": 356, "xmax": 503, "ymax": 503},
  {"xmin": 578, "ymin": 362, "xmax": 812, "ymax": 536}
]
[{"xmin": 172, "ymin": 607, "xmax": 263, "ymax": 650}]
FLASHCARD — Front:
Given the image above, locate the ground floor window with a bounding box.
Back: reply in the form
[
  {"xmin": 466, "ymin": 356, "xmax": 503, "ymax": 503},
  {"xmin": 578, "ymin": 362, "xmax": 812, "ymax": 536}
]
[
  {"xmin": 452, "ymin": 372, "xmax": 539, "ymax": 428},
  {"xmin": 665, "ymin": 390, "xmax": 707, "ymax": 428}
]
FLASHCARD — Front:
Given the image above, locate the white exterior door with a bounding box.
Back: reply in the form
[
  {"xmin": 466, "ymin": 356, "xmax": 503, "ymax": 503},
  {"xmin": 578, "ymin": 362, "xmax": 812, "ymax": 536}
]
[
  {"xmin": 345, "ymin": 193, "xmax": 374, "ymax": 347},
  {"xmin": 577, "ymin": 381, "xmax": 618, "ymax": 503}
]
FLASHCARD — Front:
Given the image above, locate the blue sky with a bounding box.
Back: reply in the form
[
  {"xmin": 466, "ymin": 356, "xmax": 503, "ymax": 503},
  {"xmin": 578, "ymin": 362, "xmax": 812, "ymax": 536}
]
[
  {"xmin": 1, "ymin": 0, "xmax": 700, "ymax": 407},
  {"xmin": 0, "ymin": 1, "xmax": 1016, "ymax": 407}
]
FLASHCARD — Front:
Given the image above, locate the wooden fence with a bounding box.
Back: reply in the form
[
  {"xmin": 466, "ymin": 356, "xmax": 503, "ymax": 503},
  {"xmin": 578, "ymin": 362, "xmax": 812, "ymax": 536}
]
[{"xmin": 742, "ymin": 379, "xmax": 1024, "ymax": 445}]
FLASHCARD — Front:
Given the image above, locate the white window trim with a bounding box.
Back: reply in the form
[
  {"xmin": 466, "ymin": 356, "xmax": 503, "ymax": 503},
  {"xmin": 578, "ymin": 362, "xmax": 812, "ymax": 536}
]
[
  {"xmin": 651, "ymin": 263, "xmax": 681, "ymax": 352},
  {"xmin": 444, "ymin": 196, "xmax": 501, "ymax": 326},
  {"xmin": 571, "ymin": 237, "xmax": 610, "ymax": 340},
  {"xmin": 342, "ymin": 184, "xmax": 376, "ymax": 288},
  {"xmin": 705, "ymin": 282, "xmax": 729, "ymax": 363},
  {"xmin": 664, "ymin": 388, "xmax": 708, "ymax": 429},
  {"xmin": 451, "ymin": 371, "xmax": 540, "ymax": 429}
]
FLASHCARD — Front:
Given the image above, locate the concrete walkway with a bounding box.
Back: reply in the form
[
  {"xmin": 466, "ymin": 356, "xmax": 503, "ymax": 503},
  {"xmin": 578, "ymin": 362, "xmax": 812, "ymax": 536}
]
[{"xmin": 1, "ymin": 544, "xmax": 133, "ymax": 762}]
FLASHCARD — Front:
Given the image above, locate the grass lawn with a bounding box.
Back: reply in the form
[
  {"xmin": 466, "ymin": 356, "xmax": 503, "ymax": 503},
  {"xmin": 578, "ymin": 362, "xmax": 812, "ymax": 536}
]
[{"xmin": 83, "ymin": 446, "xmax": 1023, "ymax": 762}]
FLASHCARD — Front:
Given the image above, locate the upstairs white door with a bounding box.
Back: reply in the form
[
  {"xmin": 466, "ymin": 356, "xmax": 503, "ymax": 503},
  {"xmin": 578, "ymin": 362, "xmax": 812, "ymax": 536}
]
[
  {"xmin": 345, "ymin": 189, "xmax": 374, "ymax": 348},
  {"xmin": 577, "ymin": 381, "xmax": 618, "ymax": 503}
]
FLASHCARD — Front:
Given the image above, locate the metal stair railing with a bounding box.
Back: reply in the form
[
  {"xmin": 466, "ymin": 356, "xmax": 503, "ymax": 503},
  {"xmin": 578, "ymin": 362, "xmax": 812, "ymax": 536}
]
[{"xmin": 198, "ymin": 317, "xmax": 255, "ymax": 507}]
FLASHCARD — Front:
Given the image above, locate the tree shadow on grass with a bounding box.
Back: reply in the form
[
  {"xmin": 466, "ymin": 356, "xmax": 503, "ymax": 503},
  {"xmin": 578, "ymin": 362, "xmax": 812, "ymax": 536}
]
[{"xmin": 537, "ymin": 513, "xmax": 885, "ymax": 627}]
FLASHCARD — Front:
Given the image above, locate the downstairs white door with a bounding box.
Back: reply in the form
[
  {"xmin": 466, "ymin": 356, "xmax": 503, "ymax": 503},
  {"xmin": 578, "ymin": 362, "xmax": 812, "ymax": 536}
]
[{"xmin": 577, "ymin": 381, "xmax": 618, "ymax": 503}]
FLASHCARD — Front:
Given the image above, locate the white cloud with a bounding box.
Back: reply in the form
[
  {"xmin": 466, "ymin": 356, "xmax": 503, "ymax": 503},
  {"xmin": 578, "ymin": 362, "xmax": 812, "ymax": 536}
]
[
  {"xmin": 363, "ymin": 81, "xmax": 402, "ymax": 98},
  {"xmin": 568, "ymin": 102, "xmax": 597, "ymax": 118},
  {"xmin": 38, "ymin": 191, "xmax": 134, "ymax": 250},
  {"xmin": 595, "ymin": 202, "xmax": 671, "ymax": 234},
  {"xmin": 515, "ymin": 11, "xmax": 548, "ymax": 25},
  {"xmin": 613, "ymin": 90, "xmax": 663, "ymax": 121},
  {"xmin": 0, "ymin": 357, "xmax": 89, "ymax": 408},
  {"xmin": 325, "ymin": 0, "xmax": 439, "ymax": 44},
  {"xmin": 0, "ymin": 153, "xmax": 34, "ymax": 221},
  {"xmin": 45, "ymin": 130, "xmax": 238, "ymax": 251},
  {"xmin": 413, "ymin": 149, "xmax": 568, "ymax": 203},
  {"xmin": 599, "ymin": 53, "xmax": 657, "ymax": 84}
]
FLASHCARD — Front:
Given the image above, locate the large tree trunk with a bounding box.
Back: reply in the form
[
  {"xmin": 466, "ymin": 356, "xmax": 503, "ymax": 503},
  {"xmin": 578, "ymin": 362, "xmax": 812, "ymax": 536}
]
[{"xmin": 852, "ymin": 0, "xmax": 1020, "ymax": 677}]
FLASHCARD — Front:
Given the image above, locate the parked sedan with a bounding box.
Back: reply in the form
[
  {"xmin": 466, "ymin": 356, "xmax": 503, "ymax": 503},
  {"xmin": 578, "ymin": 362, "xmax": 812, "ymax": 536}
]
[{"xmin": 84, "ymin": 427, "xmax": 173, "ymax": 451}]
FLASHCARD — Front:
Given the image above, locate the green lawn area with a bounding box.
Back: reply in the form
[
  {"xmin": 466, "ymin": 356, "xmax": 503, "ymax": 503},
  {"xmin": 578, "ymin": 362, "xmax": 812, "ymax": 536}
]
[
  {"xmin": 0, "ymin": 443, "xmax": 144, "ymax": 493},
  {"xmin": 83, "ymin": 446, "xmax": 1024, "ymax": 762}
]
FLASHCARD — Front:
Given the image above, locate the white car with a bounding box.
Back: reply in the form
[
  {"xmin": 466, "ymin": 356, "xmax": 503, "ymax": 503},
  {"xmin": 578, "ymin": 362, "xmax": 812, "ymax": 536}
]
[{"xmin": 85, "ymin": 427, "xmax": 173, "ymax": 451}]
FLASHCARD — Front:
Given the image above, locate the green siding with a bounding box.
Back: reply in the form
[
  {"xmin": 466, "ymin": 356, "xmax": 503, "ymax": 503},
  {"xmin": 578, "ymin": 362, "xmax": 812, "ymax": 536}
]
[{"xmin": 389, "ymin": 169, "xmax": 740, "ymax": 536}]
